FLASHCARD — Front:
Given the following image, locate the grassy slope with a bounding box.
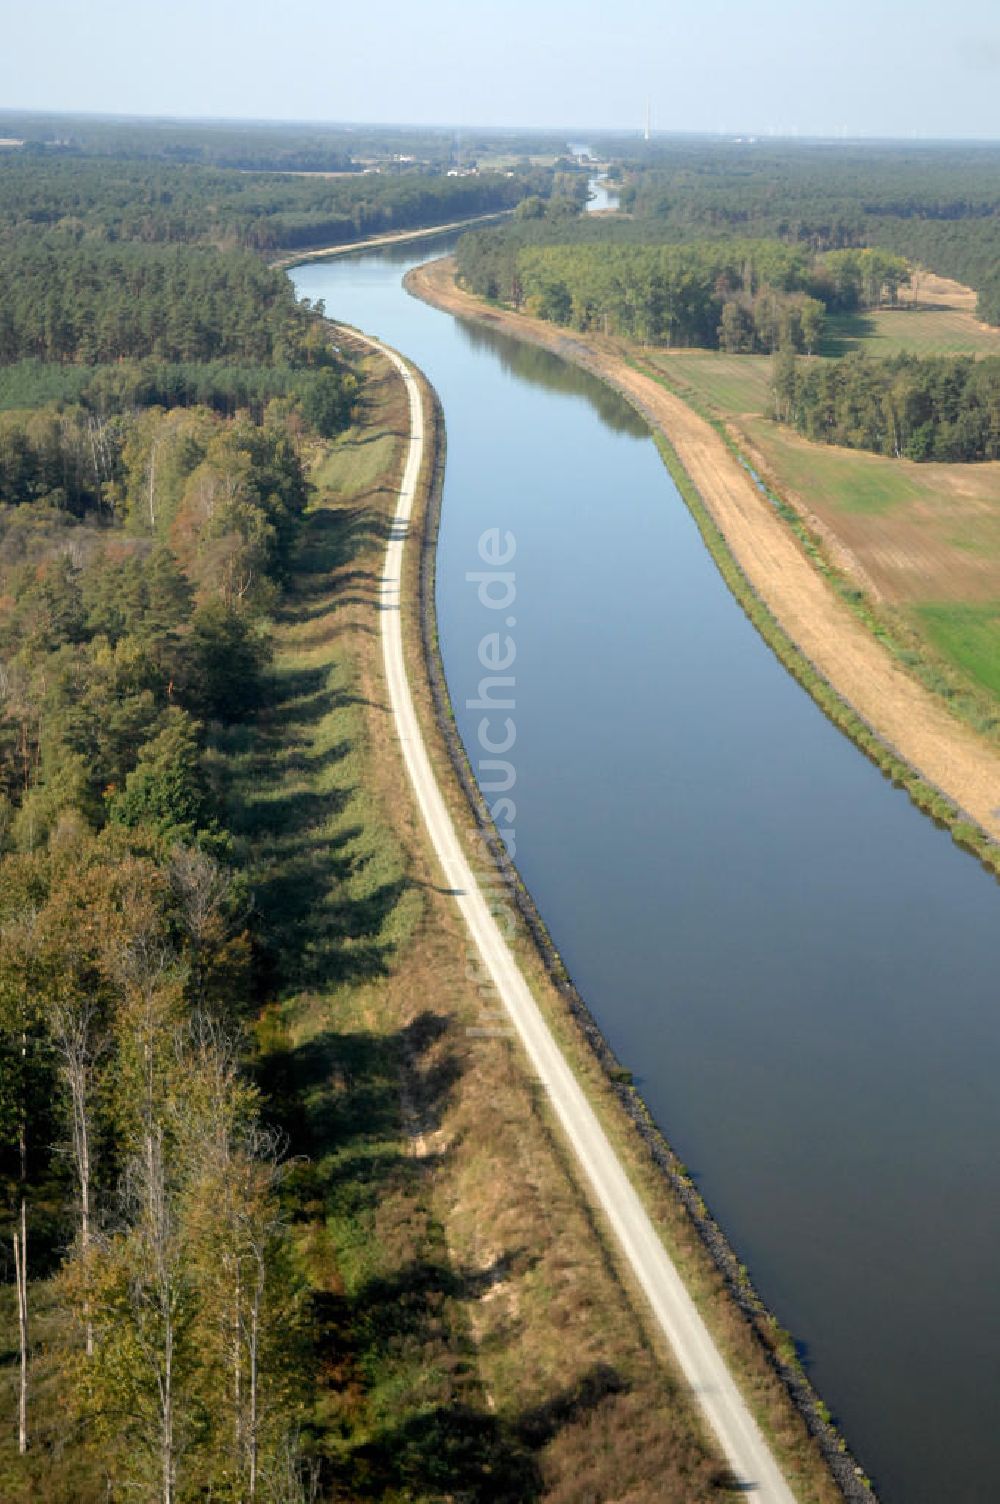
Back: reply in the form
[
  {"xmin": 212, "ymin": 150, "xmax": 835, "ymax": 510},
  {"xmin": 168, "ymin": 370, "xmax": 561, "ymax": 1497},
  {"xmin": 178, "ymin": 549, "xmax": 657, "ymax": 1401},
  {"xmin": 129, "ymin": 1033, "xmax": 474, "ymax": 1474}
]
[{"xmin": 217, "ymin": 343, "xmax": 747, "ymax": 1502}]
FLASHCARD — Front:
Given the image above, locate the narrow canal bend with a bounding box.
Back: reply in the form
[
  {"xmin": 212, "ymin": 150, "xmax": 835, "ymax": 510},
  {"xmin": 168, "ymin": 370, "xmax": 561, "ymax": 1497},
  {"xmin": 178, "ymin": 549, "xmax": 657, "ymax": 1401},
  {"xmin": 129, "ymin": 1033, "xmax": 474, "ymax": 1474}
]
[{"xmin": 292, "ymin": 235, "xmax": 1000, "ymax": 1504}]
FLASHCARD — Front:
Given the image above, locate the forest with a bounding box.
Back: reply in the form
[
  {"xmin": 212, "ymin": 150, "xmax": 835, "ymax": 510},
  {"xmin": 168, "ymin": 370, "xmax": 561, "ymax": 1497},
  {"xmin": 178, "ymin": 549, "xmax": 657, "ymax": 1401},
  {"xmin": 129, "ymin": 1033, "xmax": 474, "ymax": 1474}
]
[
  {"xmin": 0, "ymin": 233, "xmax": 355, "ymax": 427},
  {"xmin": 0, "ymin": 395, "xmax": 327, "ymax": 1499},
  {"xmin": 602, "ymin": 139, "xmax": 1000, "ymax": 324},
  {"xmin": 457, "ymin": 224, "xmax": 908, "ymax": 351},
  {"xmin": 0, "ymin": 154, "xmax": 539, "ymax": 253},
  {"xmin": 773, "ymin": 349, "xmax": 1000, "ymax": 462},
  {"xmin": 0, "ymin": 124, "xmax": 382, "ymax": 1503},
  {"xmin": 0, "ymin": 240, "xmax": 319, "ymax": 364}
]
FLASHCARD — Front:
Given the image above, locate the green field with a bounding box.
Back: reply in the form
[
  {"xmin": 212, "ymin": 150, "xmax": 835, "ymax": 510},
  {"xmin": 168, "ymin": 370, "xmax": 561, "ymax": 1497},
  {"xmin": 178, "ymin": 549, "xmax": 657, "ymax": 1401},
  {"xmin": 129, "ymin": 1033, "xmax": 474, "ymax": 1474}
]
[
  {"xmin": 825, "ymin": 304, "xmax": 1000, "ymax": 358},
  {"xmin": 645, "ymin": 352, "xmax": 937, "ymax": 518},
  {"xmin": 742, "ymin": 417, "xmax": 934, "ymax": 514},
  {"xmin": 915, "ymin": 602, "xmax": 1000, "ymax": 700},
  {"xmin": 650, "ymin": 352, "xmax": 772, "ymax": 414}
]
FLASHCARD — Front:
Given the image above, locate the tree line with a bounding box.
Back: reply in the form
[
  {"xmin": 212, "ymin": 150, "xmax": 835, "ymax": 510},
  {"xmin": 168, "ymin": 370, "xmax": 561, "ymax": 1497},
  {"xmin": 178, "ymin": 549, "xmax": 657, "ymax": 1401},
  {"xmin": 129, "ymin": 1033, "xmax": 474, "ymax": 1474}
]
[
  {"xmin": 0, "ymin": 113, "xmax": 575, "ymax": 172},
  {"xmin": 0, "ymin": 379, "xmax": 333, "ymax": 1497},
  {"xmin": 457, "ymin": 228, "xmax": 908, "ymax": 350},
  {"xmin": 772, "ymin": 350, "xmax": 1000, "ymax": 462},
  {"xmin": 0, "ymin": 355, "xmax": 355, "ymax": 432}
]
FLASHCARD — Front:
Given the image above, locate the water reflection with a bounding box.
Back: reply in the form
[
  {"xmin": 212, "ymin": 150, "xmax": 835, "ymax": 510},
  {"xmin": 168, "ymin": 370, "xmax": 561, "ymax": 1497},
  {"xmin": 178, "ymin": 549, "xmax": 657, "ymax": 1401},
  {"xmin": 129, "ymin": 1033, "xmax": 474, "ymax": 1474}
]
[{"xmin": 453, "ymin": 317, "xmax": 648, "ymax": 437}]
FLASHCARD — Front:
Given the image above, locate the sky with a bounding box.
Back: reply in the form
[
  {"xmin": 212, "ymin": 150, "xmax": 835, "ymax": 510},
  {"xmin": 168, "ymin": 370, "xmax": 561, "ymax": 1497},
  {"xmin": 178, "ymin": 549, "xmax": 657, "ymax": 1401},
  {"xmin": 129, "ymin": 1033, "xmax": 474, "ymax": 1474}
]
[{"xmin": 2, "ymin": 0, "xmax": 1000, "ymax": 141}]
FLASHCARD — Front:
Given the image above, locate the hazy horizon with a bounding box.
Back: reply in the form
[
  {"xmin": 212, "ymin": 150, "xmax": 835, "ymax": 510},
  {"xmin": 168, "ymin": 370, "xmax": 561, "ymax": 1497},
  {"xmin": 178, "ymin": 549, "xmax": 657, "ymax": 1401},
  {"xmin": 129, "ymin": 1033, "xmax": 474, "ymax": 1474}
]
[
  {"xmin": 3, "ymin": 0, "xmax": 1000, "ymax": 144},
  {"xmin": 3, "ymin": 104, "xmax": 1000, "ymax": 149}
]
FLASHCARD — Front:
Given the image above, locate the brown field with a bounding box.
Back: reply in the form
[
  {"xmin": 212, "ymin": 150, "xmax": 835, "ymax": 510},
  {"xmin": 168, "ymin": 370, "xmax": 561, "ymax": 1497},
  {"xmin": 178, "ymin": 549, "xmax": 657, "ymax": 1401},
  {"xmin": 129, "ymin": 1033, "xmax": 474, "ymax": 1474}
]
[{"xmin": 901, "ymin": 269, "xmax": 978, "ymax": 312}]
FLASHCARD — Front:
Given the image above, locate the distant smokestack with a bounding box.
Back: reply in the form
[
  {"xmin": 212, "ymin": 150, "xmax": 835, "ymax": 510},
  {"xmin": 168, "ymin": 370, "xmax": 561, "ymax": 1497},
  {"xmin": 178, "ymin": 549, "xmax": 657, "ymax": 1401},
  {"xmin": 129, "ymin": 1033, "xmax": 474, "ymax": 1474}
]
[{"xmin": 644, "ymin": 100, "xmax": 651, "ymax": 142}]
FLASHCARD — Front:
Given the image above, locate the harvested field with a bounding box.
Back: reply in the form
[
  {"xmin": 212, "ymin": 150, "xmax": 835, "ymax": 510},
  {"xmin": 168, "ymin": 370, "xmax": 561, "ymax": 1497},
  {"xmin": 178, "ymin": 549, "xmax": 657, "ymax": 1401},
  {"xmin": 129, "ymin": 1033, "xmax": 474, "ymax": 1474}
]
[
  {"xmin": 900, "ymin": 269, "xmax": 979, "ymax": 312},
  {"xmin": 740, "ymin": 421, "xmax": 1000, "ymax": 606}
]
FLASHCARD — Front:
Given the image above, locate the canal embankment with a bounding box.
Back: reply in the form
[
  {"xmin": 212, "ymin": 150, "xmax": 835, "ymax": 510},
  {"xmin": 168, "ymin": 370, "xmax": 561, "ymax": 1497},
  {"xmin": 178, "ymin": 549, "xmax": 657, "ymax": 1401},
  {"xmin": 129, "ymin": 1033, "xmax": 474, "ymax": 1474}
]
[{"xmin": 405, "ymin": 255, "xmax": 1000, "ymax": 873}]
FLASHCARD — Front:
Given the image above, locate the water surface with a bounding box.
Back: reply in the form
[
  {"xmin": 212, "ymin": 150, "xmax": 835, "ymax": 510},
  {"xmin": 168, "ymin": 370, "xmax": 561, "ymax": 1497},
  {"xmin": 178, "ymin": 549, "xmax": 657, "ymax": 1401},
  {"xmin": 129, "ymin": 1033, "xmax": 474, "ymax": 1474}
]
[
  {"xmin": 292, "ymin": 240, "xmax": 1000, "ymax": 1504},
  {"xmin": 587, "ymin": 171, "xmax": 620, "ymax": 212}
]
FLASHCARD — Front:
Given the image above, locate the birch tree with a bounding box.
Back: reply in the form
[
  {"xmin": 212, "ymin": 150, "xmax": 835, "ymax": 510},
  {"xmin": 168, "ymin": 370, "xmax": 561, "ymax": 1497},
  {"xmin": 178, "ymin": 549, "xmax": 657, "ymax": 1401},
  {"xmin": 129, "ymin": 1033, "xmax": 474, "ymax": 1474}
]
[
  {"xmin": 173, "ymin": 1018, "xmax": 302, "ymax": 1499},
  {"xmin": 48, "ymin": 988, "xmax": 104, "ymax": 1356},
  {"xmin": 0, "ymin": 872, "xmax": 49, "ymax": 1458}
]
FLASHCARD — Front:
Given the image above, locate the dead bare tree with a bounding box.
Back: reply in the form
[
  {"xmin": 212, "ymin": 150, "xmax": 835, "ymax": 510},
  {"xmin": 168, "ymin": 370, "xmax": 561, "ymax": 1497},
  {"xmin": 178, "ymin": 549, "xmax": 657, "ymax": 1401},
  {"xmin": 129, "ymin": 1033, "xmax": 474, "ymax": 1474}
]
[
  {"xmin": 147, "ymin": 439, "xmax": 159, "ymax": 530},
  {"xmin": 167, "ymin": 846, "xmax": 248, "ymax": 1011},
  {"xmin": 236, "ymin": 1126, "xmax": 289, "ymax": 1500},
  {"xmin": 1, "ymin": 910, "xmax": 41, "ymax": 1457},
  {"xmin": 121, "ymin": 1126, "xmax": 186, "ymax": 1504},
  {"xmin": 260, "ymin": 1428, "xmax": 320, "ymax": 1504},
  {"xmin": 13, "ymin": 1198, "xmax": 27, "ymax": 1455},
  {"xmin": 49, "ymin": 990, "xmax": 106, "ymax": 1356},
  {"xmin": 114, "ymin": 934, "xmax": 183, "ymax": 1187},
  {"xmin": 169, "ymin": 846, "xmax": 226, "ymax": 941},
  {"xmin": 173, "ymin": 1017, "xmax": 293, "ymax": 1499}
]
